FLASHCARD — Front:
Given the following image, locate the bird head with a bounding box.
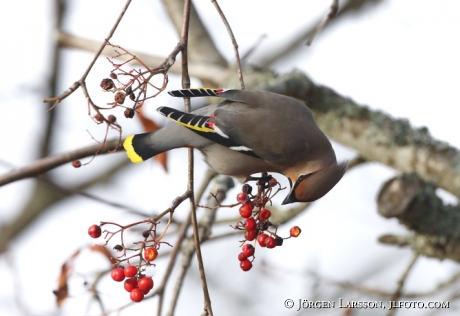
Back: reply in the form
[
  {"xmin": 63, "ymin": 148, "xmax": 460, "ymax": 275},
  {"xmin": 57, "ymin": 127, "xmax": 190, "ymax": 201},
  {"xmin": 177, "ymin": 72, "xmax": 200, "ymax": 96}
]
[{"xmin": 282, "ymin": 161, "xmax": 348, "ymax": 204}]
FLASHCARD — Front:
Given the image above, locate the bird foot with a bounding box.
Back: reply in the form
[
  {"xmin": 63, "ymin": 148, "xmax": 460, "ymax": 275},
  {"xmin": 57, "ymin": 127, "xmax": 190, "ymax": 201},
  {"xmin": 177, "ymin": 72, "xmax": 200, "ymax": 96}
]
[{"xmin": 246, "ymin": 173, "xmax": 274, "ymax": 190}]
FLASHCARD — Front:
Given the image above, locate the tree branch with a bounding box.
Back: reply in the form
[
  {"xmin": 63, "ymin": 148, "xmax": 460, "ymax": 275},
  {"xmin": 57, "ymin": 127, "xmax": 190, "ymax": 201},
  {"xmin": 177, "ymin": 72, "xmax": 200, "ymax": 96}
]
[
  {"xmin": 166, "ymin": 175, "xmax": 234, "ymax": 316},
  {"xmin": 259, "ymin": 0, "xmax": 383, "ymax": 66},
  {"xmin": 41, "ymin": 0, "xmax": 66, "ymax": 158},
  {"xmin": 177, "ymin": 1, "xmax": 213, "ymax": 315},
  {"xmin": 211, "ymin": 0, "xmax": 245, "ymax": 89},
  {"xmin": 377, "ymin": 173, "xmax": 460, "ymax": 262},
  {"xmin": 57, "ymin": 31, "xmax": 229, "ymax": 85},
  {"xmin": 264, "ymin": 70, "xmax": 460, "ymax": 198},
  {"xmin": 387, "ymin": 252, "xmax": 420, "ymax": 316},
  {"xmin": 306, "ymin": 0, "xmax": 339, "ymax": 46},
  {"xmin": 0, "ymin": 139, "xmax": 120, "ymax": 187}
]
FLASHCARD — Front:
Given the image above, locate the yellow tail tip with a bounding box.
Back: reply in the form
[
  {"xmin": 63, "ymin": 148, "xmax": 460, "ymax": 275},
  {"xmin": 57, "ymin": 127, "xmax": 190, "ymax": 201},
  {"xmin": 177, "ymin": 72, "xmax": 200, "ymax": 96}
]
[{"xmin": 123, "ymin": 135, "xmax": 144, "ymax": 163}]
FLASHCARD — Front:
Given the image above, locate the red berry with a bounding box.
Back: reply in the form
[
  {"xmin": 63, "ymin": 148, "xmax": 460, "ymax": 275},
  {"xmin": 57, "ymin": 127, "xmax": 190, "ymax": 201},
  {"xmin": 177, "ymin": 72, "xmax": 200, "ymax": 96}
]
[
  {"xmin": 290, "ymin": 226, "xmax": 302, "ymax": 237},
  {"xmin": 244, "ymin": 230, "xmax": 256, "ymax": 241},
  {"xmin": 72, "ymin": 160, "xmax": 82, "ymax": 168},
  {"xmin": 138, "ymin": 277, "xmax": 154, "ymax": 291},
  {"xmin": 245, "ymin": 218, "xmax": 256, "ymax": 231},
  {"xmin": 88, "ymin": 224, "xmax": 101, "ymax": 238},
  {"xmin": 238, "ymin": 252, "xmax": 247, "ymax": 261},
  {"xmin": 242, "ymin": 244, "xmax": 255, "ymax": 257},
  {"xmin": 239, "ymin": 201, "xmax": 254, "ymax": 218},
  {"xmin": 257, "ymin": 233, "xmax": 268, "ymax": 247},
  {"xmin": 236, "ymin": 192, "xmax": 248, "ymax": 204},
  {"xmin": 259, "ymin": 208, "xmax": 271, "ymax": 221},
  {"xmin": 143, "ymin": 247, "xmax": 158, "ymax": 262},
  {"xmin": 111, "ymin": 268, "xmax": 125, "ymax": 282},
  {"xmin": 124, "ymin": 265, "xmax": 137, "ymax": 278},
  {"xmin": 124, "ymin": 277, "xmax": 138, "ymax": 292},
  {"xmin": 240, "ymin": 259, "xmax": 253, "ymax": 271},
  {"xmin": 141, "ymin": 287, "xmax": 151, "ymax": 295},
  {"xmin": 130, "ymin": 288, "xmax": 144, "ymax": 302},
  {"xmin": 265, "ymin": 236, "xmax": 277, "ymax": 249}
]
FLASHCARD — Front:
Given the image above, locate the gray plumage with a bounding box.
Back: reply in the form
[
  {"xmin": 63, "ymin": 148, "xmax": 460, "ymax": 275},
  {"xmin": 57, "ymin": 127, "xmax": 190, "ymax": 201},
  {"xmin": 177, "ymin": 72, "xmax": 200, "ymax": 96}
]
[{"xmin": 124, "ymin": 89, "xmax": 347, "ymax": 204}]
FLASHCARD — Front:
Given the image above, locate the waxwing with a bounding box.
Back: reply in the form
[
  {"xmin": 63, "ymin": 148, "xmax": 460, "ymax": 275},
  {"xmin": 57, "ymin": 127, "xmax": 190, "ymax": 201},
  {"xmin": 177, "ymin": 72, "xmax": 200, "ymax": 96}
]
[{"xmin": 124, "ymin": 89, "xmax": 347, "ymax": 204}]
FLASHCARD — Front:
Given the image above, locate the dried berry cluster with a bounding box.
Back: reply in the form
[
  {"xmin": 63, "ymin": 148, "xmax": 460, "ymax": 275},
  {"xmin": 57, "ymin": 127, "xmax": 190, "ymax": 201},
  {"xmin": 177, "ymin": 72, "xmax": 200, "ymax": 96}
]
[
  {"xmin": 88, "ymin": 221, "xmax": 164, "ymax": 303},
  {"xmin": 233, "ymin": 178, "xmax": 301, "ymax": 272},
  {"xmin": 92, "ymin": 44, "xmax": 169, "ymax": 126}
]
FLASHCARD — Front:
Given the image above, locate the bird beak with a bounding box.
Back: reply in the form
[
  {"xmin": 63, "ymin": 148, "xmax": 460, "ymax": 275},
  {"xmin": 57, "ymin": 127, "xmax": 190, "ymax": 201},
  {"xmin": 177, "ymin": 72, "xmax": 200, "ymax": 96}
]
[{"xmin": 282, "ymin": 188, "xmax": 298, "ymax": 205}]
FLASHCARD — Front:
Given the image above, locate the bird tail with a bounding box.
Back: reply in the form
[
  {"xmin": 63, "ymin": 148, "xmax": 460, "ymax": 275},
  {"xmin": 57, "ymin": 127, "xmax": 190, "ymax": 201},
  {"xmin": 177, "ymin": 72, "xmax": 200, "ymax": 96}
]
[
  {"xmin": 123, "ymin": 135, "xmax": 145, "ymax": 163},
  {"xmin": 167, "ymin": 88, "xmax": 229, "ymax": 98},
  {"xmin": 123, "ymin": 133, "xmax": 168, "ymax": 163}
]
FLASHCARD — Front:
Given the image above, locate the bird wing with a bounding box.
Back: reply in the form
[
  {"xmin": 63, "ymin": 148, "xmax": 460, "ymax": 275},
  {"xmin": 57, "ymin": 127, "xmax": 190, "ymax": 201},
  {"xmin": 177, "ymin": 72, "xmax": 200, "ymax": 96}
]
[
  {"xmin": 166, "ymin": 89, "xmax": 322, "ymax": 165},
  {"xmin": 157, "ymin": 105, "xmax": 262, "ymax": 159}
]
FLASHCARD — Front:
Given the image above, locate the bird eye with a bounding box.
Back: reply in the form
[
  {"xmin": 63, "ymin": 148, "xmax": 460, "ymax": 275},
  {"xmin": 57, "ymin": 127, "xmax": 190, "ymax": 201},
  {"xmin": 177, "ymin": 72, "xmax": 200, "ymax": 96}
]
[{"xmin": 298, "ymin": 173, "xmax": 313, "ymax": 182}]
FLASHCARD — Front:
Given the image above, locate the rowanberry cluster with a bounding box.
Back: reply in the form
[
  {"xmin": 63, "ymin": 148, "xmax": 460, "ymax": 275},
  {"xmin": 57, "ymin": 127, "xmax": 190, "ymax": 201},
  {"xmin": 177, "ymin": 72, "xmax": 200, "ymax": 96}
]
[
  {"xmin": 234, "ymin": 180, "xmax": 301, "ymax": 272},
  {"xmin": 110, "ymin": 265, "xmax": 154, "ymax": 302},
  {"xmin": 88, "ymin": 223, "xmax": 162, "ymax": 302}
]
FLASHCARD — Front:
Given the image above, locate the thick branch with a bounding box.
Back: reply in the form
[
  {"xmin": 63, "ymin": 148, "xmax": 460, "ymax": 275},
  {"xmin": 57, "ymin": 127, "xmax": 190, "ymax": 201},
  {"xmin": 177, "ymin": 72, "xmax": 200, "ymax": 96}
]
[
  {"xmin": 377, "ymin": 173, "xmax": 460, "ymax": 262},
  {"xmin": 264, "ymin": 70, "xmax": 460, "ymax": 198},
  {"xmin": 379, "ymin": 234, "xmax": 460, "ymax": 263},
  {"xmin": 5, "ymin": 68, "xmax": 460, "ymax": 261},
  {"xmin": 6, "ymin": 68, "xmax": 460, "ymax": 199}
]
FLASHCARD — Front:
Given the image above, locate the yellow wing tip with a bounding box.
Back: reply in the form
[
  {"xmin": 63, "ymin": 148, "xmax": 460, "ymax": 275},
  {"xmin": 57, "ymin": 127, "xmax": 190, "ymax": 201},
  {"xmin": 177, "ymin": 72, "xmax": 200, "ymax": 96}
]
[{"xmin": 123, "ymin": 135, "xmax": 144, "ymax": 164}]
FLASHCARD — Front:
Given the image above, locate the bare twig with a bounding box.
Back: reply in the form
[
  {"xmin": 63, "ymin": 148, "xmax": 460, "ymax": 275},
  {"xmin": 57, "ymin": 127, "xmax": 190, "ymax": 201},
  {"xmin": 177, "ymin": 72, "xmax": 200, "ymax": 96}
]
[
  {"xmin": 41, "ymin": 0, "xmax": 66, "ymax": 158},
  {"xmin": 156, "ymin": 212, "xmax": 192, "ymax": 316},
  {"xmin": 166, "ymin": 175, "xmax": 233, "ymax": 316},
  {"xmin": 195, "ymin": 169, "xmax": 219, "ymax": 205},
  {"xmin": 156, "ymin": 171, "xmax": 217, "ymax": 316},
  {"xmin": 211, "ymin": 0, "xmax": 245, "ymax": 90},
  {"xmin": 387, "ymin": 252, "xmax": 420, "ymax": 316},
  {"xmin": 35, "ymin": 172, "xmax": 150, "ymax": 217},
  {"xmin": 152, "ymin": 191, "xmax": 192, "ymax": 223},
  {"xmin": 179, "ymin": 0, "xmax": 213, "ymax": 315},
  {"xmin": 43, "ymin": 0, "xmax": 132, "ymax": 110},
  {"xmin": 314, "ymin": 269, "xmax": 460, "ymax": 299},
  {"xmin": 306, "ymin": 0, "xmax": 339, "ymax": 46},
  {"xmin": 241, "ymin": 34, "xmax": 267, "ymax": 61},
  {"xmin": 166, "ymin": 233, "xmax": 195, "ymax": 316},
  {"xmin": 0, "ymin": 139, "xmax": 120, "ymax": 187}
]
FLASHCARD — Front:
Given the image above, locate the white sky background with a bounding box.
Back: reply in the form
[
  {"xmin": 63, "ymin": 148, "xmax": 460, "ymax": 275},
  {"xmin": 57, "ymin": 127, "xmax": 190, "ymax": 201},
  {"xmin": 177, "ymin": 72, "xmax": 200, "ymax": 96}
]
[{"xmin": 0, "ymin": 0, "xmax": 459, "ymax": 315}]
